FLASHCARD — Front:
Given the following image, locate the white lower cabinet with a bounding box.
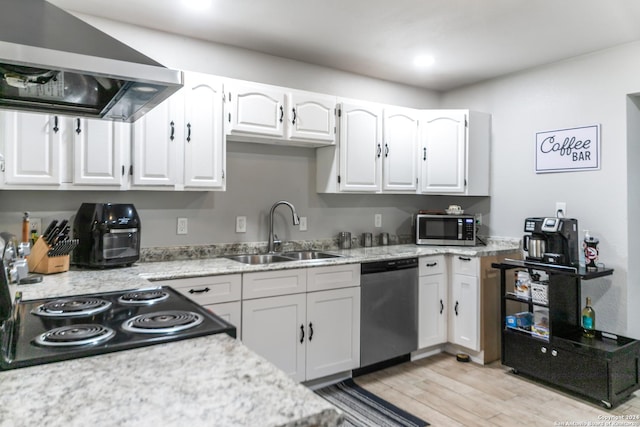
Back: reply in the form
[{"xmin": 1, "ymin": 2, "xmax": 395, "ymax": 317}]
[
  {"xmin": 152, "ymin": 274, "xmax": 242, "ymax": 338},
  {"xmin": 418, "ymin": 255, "xmax": 447, "ymax": 349},
  {"xmin": 241, "ymin": 265, "xmax": 360, "ymax": 382},
  {"xmin": 448, "ymin": 256, "xmax": 480, "ymax": 351}
]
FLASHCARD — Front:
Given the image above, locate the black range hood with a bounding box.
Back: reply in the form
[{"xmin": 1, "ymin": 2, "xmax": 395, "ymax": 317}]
[{"xmin": 0, "ymin": 0, "xmax": 183, "ymax": 122}]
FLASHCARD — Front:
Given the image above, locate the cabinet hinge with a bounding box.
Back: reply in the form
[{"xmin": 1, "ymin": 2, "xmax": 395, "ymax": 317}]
[
  {"xmin": 228, "ymin": 92, "xmax": 232, "ymax": 102},
  {"xmin": 129, "ymin": 165, "xmax": 133, "ymax": 176},
  {"xmin": 465, "ymin": 119, "xmax": 468, "ymax": 127},
  {"xmin": 337, "ymin": 175, "xmax": 341, "ymax": 184},
  {"xmin": 465, "ymin": 179, "xmax": 467, "ymax": 187},
  {"xmin": 337, "ymin": 108, "xmax": 341, "ymax": 118},
  {"xmin": 0, "ymin": 158, "xmax": 4, "ymax": 172},
  {"xmin": 121, "ymin": 165, "xmax": 125, "ymax": 176},
  {"xmin": 416, "ymin": 177, "xmax": 418, "ymax": 184},
  {"xmin": 228, "ymin": 112, "xmax": 231, "ymax": 123},
  {"xmin": 222, "ymin": 169, "xmax": 225, "ymax": 179},
  {"xmin": 334, "ymin": 126, "xmax": 336, "ymax": 134}
]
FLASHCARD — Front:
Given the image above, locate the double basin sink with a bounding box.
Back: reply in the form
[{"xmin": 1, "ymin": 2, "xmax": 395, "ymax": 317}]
[{"xmin": 226, "ymin": 251, "xmax": 341, "ymax": 265}]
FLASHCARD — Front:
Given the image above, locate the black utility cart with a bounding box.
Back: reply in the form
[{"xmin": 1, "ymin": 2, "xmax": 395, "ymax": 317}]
[{"xmin": 493, "ymin": 259, "xmax": 640, "ymax": 409}]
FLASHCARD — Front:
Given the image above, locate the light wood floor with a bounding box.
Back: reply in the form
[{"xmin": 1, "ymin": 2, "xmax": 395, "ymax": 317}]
[{"xmin": 353, "ymin": 353, "xmax": 640, "ymax": 426}]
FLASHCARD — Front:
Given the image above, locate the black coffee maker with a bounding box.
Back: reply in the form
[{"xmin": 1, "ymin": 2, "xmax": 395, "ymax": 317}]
[
  {"xmin": 72, "ymin": 203, "xmax": 141, "ymax": 268},
  {"xmin": 523, "ymin": 217, "xmax": 579, "ymax": 268}
]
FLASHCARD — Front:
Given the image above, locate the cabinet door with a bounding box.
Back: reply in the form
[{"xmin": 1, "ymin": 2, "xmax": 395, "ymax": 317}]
[
  {"xmin": 226, "ymin": 82, "xmax": 285, "ymax": 138},
  {"xmin": 183, "ymin": 73, "xmax": 225, "ymax": 189},
  {"xmin": 242, "ymin": 294, "xmax": 307, "ymax": 382},
  {"xmin": 131, "ymin": 91, "xmax": 184, "ymax": 186},
  {"xmin": 1, "ymin": 111, "xmax": 63, "ymax": 185},
  {"xmin": 420, "ymin": 110, "xmax": 466, "ymax": 193},
  {"xmin": 306, "ymin": 287, "xmax": 360, "ymax": 381},
  {"xmin": 418, "ymin": 272, "xmax": 447, "ymax": 348},
  {"xmin": 204, "ymin": 301, "xmax": 241, "ymax": 338},
  {"xmin": 450, "ymin": 273, "xmax": 480, "ymax": 351},
  {"xmin": 287, "ymin": 91, "xmax": 336, "ymax": 143},
  {"xmin": 73, "ymin": 118, "xmax": 127, "ymax": 187},
  {"xmin": 338, "ymin": 102, "xmax": 382, "ymax": 192},
  {"xmin": 383, "ymin": 107, "xmax": 419, "ymax": 192}
]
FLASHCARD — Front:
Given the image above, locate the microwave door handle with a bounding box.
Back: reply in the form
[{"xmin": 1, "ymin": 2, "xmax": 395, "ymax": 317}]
[{"xmin": 458, "ymin": 220, "xmax": 463, "ymax": 239}]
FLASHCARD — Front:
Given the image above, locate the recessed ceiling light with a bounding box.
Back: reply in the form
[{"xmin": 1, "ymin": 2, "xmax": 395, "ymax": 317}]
[
  {"xmin": 182, "ymin": 0, "xmax": 212, "ymax": 11},
  {"xmin": 413, "ymin": 55, "xmax": 435, "ymax": 68}
]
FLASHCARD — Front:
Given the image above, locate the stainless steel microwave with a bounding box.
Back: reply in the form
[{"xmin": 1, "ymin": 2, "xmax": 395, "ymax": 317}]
[{"xmin": 415, "ymin": 214, "xmax": 476, "ymax": 246}]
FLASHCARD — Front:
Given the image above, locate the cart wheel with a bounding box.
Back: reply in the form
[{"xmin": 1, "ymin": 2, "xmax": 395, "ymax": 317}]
[{"xmin": 601, "ymin": 400, "xmax": 612, "ymax": 409}]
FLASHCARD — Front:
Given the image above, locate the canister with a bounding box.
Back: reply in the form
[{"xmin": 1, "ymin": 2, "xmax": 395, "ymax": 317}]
[
  {"xmin": 362, "ymin": 233, "xmax": 372, "ymax": 247},
  {"xmin": 338, "ymin": 232, "xmax": 351, "ymax": 249},
  {"xmin": 380, "ymin": 232, "xmax": 389, "ymax": 246}
]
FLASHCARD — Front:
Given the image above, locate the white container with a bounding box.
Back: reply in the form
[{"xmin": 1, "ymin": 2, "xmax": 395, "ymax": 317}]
[
  {"xmin": 531, "ymin": 281, "xmax": 549, "ymax": 305},
  {"xmin": 515, "ymin": 270, "xmax": 531, "ymax": 298}
]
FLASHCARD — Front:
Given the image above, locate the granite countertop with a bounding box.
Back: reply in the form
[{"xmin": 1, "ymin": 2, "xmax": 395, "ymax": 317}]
[
  {"xmin": 0, "ymin": 334, "xmax": 342, "ymax": 427},
  {"xmin": 1, "ymin": 240, "xmax": 520, "ymax": 427}
]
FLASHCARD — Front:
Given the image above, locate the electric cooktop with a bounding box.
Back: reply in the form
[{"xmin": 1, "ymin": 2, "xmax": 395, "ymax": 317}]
[{"xmin": 0, "ymin": 286, "xmax": 236, "ymax": 370}]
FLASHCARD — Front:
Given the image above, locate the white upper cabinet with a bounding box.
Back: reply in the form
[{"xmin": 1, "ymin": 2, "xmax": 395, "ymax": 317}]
[
  {"xmin": 337, "ymin": 101, "xmax": 383, "ymax": 192},
  {"xmin": 131, "ymin": 91, "xmax": 183, "ymax": 187},
  {"xmin": 383, "ymin": 107, "xmax": 419, "ymax": 192},
  {"xmin": 0, "ymin": 111, "xmax": 63, "ymax": 186},
  {"xmin": 183, "ymin": 73, "xmax": 225, "ymax": 189},
  {"xmin": 226, "ymin": 81, "xmax": 286, "ymax": 139},
  {"xmin": 420, "ymin": 110, "xmax": 466, "ymax": 193},
  {"xmin": 287, "ymin": 91, "xmax": 336, "ymax": 144},
  {"xmin": 225, "ymin": 80, "xmax": 336, "ymax": 146},
  {"xmin": 131, "ymin": 71, "xmax": 225, "ymax": 191},
  {"xmin": 73, "ymin": 118, "xmax": 128, "ymax": 188},
  {"xmin": 419, "ymin": 110, "xmax": 490, "ymax": 196}
]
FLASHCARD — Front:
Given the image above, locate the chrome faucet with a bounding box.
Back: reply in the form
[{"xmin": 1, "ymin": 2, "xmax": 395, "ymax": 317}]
[{"xmin": 268, "ymin": 200, "xmax": 300, "ymax": 253}]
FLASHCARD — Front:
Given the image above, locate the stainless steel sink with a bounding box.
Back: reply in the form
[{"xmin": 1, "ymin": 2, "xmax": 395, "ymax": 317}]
[
  {"xmin": 225, "ymin": 254, "xmax": 294, "ymax": 265},
  {"xmin": 225, "ymin": 251, "xmax": 341, "ymax": 264},
  {"xmin": 279, "ymin": 251, "xmax": 342, "ymax": 260}
]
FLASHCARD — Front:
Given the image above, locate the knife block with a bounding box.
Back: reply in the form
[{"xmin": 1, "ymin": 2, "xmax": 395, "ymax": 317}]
[{"xmin": 27, "ymin": 237, "xmax": 70, "ymax": 274}]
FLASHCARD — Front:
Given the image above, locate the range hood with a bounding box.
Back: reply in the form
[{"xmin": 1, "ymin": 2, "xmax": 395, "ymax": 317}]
[{"xmin": 0, "ymin": 0, "xmax": 183, "ymax": 122}]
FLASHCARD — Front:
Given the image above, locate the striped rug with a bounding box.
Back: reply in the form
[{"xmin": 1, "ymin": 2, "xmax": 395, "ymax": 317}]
[{"xmin": 315, "ymin": 378, "xmax": 429, "ymax": 427}]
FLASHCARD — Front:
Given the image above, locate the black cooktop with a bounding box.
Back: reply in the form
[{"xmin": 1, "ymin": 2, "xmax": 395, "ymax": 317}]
[{"xmin": 0, "ymin": 286, "xmax": 236, "ymax": 370}]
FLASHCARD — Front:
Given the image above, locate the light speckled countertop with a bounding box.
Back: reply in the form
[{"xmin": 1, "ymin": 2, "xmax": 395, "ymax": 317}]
[{"xmin": 1, "ymin": 241, "xmax": 519, "ymax": 427}]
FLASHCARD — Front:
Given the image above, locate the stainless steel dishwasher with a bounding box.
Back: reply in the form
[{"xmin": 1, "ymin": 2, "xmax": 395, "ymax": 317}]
[{"xmin": 360, "ymin": 257, "xmax": 418, "ymax": 368}]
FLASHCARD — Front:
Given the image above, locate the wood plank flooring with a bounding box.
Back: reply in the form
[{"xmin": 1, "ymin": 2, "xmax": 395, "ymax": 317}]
[{"xmin": 353, "ymin": 353, "xmax": 640, "ymax": 426}]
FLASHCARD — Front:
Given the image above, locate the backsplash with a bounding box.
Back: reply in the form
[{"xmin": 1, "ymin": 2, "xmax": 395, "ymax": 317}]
[{"xmin": 139, "ymin": 235, "xmax": 519, "ymax": 262}]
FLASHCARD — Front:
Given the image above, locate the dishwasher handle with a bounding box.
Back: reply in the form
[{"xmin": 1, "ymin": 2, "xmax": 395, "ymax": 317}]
[{"xmin": 361, "ymin": 257, "xmax": 418, "ymax": 274}]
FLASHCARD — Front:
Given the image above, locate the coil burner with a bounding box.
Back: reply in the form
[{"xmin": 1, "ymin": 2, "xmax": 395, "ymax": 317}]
[
  {"xmin": 34, "ymin": 324, "xmax": 116, "ymax": 347},
  {"xmin": 31, "ymin": 298, "xmax": 112, "ymax": 318},
  {"xmin": 118, "ymin": 290, "xmax": 170, "ymax": 305},
  {"xmin": 122, "ymin": 310, "xmax": 204, "ymax": 334}
]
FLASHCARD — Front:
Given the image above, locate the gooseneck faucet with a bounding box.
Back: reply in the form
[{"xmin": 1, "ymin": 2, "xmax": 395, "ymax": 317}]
[{"xmin": 268, "ymin": 200, "xmax": 300, "ymax": 253}]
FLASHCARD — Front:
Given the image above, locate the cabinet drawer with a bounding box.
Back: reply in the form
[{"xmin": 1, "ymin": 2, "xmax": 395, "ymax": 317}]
[
  {"xmin": 243, "ymin": 269, "xmax": 307, "ymax": 299},
  {"xmin": 451, "ymin": 255, "xmax": 479, "ymax": 276},
  {"xmin": 419, "ymin": 255, "xmax": 446, "ymax": 276},
  {"xmin": 307, "ymin": 264, "xmax": 360, "ymax": 292},
  {"xmin": 157, "ymin": 275, "xmax": 241, "ymax": 306}
]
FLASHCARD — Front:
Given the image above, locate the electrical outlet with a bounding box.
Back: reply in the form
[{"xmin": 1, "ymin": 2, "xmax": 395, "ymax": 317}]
[
  {"xmin": 374, "ymin": 213, "xmax": 382, "ymax": 228},
  {"xmin": 30, "ymin": 217, "xmax": 42, "ymax": 238},
  {"xmin": 475, "ymin": 213, "xmax": 482, "ymax": 226},
  {"xmin": 177, "ymin": 217, "xmax": 188, "ymax": 235},
  {"xmin": 555, "ymin": 202, "xmax": 567, "ymax": 217},
  {"xmin": 299, "ymin": 216, "xmax": 308, "ymax": 231},
  {"xmin": 235, "ymin": 216, "xmax": 247, "ymax": 233}
]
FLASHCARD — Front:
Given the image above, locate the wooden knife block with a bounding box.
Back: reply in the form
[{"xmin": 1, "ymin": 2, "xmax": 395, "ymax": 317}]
[{"xmin": 27, "ymin": 237, "xmax": 70, "ymax": 274}]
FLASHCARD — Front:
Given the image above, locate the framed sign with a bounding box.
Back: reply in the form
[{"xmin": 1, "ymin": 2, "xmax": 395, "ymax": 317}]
[{"xmin": 535, "ymin": 124, "xmax": 600, "ymax": 173}]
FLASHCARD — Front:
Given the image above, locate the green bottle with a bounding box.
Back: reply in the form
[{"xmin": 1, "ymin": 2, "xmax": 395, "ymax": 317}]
[{"xmin": 582, "ymin": 297, "xmax": 596, "ymax": 338}]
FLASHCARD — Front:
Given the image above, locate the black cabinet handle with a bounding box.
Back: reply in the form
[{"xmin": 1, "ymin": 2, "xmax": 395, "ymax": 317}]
[
  {"xmin": 188, "ymin": 287, "xmax": 210, "ymax": 294},
  {"xmin": 170, "ymin": 121, "xmax": 175, "ymax": 141},
  {"xmin": 309, "ymin": 322, "xmax": 314, "ymax": 341},
  {"xmin": 53, "ymin": 116, "xmax": 59, "ymax": 133},
  {"xmin": 377, "ymin": 144, "xmax": 381, "ymax": 158},
  {"xmin": 426, "ymin": 262, "xmax": 438, "ymax": 267},
  {"xmin": 292, "ymin": 108, "xmax": 297, "ymax": 125},
  {"xmin": 423, "ymin": 147, "xmax": 427, "ymax": 161},
  {"xmin": 384, "ymin": 143, "xmax": 389, "ymax": 157},
  {"xmin": 75, "ymin": 118, "xmax": 81, "ymax": 134},
  {"xmin": 279, "ymin": 105, "xmax": 284, "ymax": 123},
  {"xmin": 121, "ymin": 165, "xmax": 125, "ymax": 176},
  {"xmin": 440, "ymin": 299, "xmax": 444, "ymax": 314},
  {"xmin": 458, "ymin": 256, "xmax": 472, "ymax": 262},
  {"xmin": 300, "ymin": 324, "xmax": 305, "ymax": 343},
  {"xmin": 455, "ymin": 301, "xmax": 459, "ymax": 316},
  {"xmin": 186, "ymin": 123, "xmax": 191, "ymax": 142}
]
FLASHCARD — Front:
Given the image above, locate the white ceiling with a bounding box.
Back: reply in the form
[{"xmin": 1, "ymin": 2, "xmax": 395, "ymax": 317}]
[{"xmin": 48, "ymin": 0, "xmax": 640, "ymax": 91}]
